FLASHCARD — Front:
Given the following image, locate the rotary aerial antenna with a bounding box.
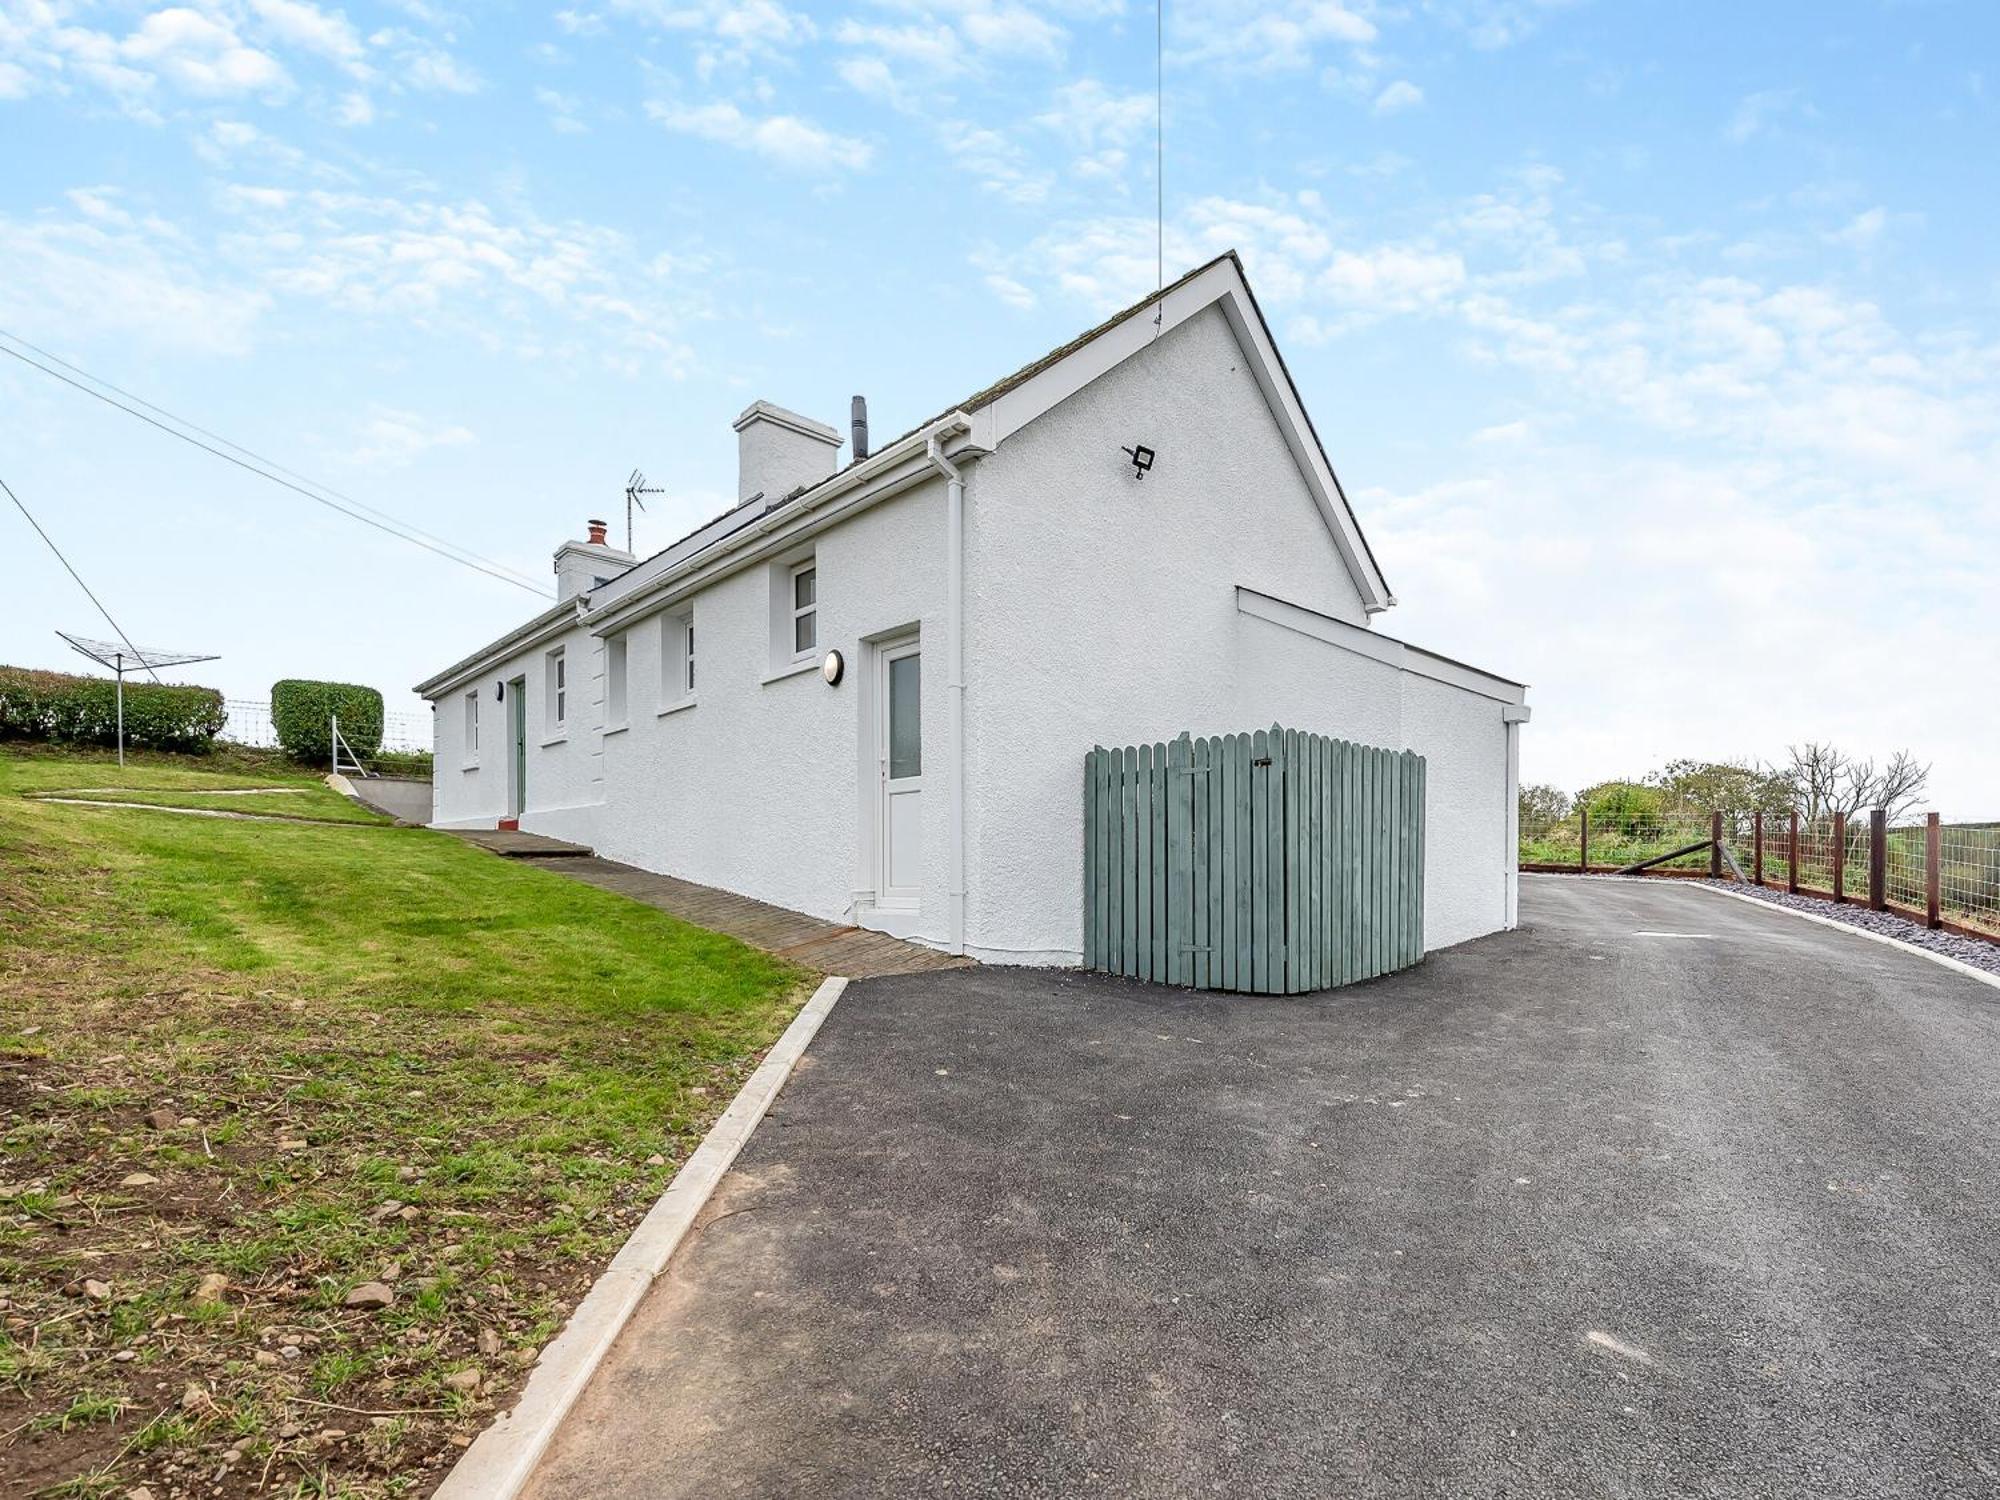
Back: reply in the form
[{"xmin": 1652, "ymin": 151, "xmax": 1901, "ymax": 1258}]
[{"xmin": 623, "ymin": 469, "xmax": 664, "ymax": 552}]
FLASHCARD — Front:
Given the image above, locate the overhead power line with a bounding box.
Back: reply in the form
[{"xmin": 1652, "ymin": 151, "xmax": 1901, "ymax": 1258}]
[
  {"xmin": 0, "ymin": 331, "xmax": 555, "ymax": 601},
  {"xmin": 1, "ymin": 472, "xmax": 164, "ymax": 683}
]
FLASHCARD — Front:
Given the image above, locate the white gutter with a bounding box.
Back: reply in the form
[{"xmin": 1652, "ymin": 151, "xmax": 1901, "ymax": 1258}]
[
  {"xmin": 924, "ymin": 435, "xmax": 968, "ymax": 958},
  {"xmin": 582, "ymin": 414, "xmax": 975, "ymax": 637}
]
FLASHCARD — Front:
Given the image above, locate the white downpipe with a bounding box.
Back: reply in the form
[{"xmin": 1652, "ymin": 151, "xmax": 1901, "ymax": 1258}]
[
  {"xmin": 1501, "ymin": 703, "xmax": 1530, "ymax": 930},
  {"xmin": 925, "ymin": 436, "xmax": 967, "ymax": 956}
]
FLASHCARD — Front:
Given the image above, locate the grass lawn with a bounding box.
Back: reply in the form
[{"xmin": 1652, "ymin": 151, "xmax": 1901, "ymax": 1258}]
[{"xmin": 0, "ymin": 745, "xmax": 814, "ymax": 1498}]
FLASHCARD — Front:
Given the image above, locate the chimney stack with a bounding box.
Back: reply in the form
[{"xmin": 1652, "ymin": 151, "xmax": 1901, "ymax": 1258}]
[
  {"xmin": 554, "ymin": 520, "xmax": 635, "ymax": 601},
  {"xmin": 732, "ymin": 401, "xmax": 842, "ymax": 507},
  {"xmin": 851, "ymin": 395, "xmax": 869, "ymax": 461}
]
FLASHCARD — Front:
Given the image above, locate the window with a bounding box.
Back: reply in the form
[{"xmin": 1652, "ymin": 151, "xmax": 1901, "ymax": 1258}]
[
  {"xmin": 605, "ymin": 635, "xmax": 628, "ymax": 727},
  {"xmin": 790, "ymin": 561, "xmax": 816, "ymax": 658},
  {"xmin": 463, "ymin": 691, "xmax": 479, "ymax": 759},
  {"xmin": 546, "ymin": 647, "xmax": 566, "ymax": 732},
  {"xmin": 661, "ymin": 611, "xmax": 695, "ymax": 706}
]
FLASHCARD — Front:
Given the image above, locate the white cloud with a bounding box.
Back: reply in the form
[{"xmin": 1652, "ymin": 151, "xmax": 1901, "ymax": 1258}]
[
  {"xmin": 248, "ymin": 0, "xmax": 367, "ymax": 71},
  {"xmin": 646, "ymin": 99, "xmax": 872, "ymax": 172},
  {"xmin": 938, "ymin": 119, "xmax": 1048, "ymax": 204},
  {"xmin": 960, "ymin": 4, "xmax": 1065, "ymax": 61},
  {"xmin": 1726, "ymin": 87, "xmax": 1807, "ymax": 144},
  {"xmin": 397, "ymin": 44, "xmax": 480, "ymax": 92},
  {"xmin": 0, "ymin": 197, "xmax": 269, "ymax": 353},
  {"xmin": 1372, "ymin": 79, "xmax": 1423, "ymax": 114},
  {"xmin": 352, "ymin": 406, "xmax": 474, "ymax": 466},
  {"xmin": 537, "ymin": 86, "xmax": 588, "ymax": 133},
  {"xmin": 1037, "ymin": 79, "xmax": 1152, "ymax": 150},
  {"xmin": 118, "ymin": 6, "xmax": 291, "ymax": 98},
  {"xmin": 335, "ymin": 88, "xmax": 374, "ymax": 124},
  {"xmin": 1173, "ymin": 0, "xmax": 1375, "ymax": 71}
]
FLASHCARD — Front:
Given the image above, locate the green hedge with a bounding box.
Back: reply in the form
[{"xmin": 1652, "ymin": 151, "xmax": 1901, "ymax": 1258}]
[
  {"xmin": 0, "ymin": 666, "xmax": 226, "ymax": 752},
  {"xmin": 272, "ymin": 680, "xmax": 383, "ymax": 765}
]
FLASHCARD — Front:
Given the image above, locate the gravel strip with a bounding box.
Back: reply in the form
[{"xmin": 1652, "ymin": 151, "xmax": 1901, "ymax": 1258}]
[{"xmin": 1702, "ymin": 879, "xmax": 2000, "ymax": 977}]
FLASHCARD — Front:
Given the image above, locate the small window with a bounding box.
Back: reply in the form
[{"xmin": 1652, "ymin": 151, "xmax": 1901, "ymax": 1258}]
[
  {"xmin": 661, "ymin": 611, "xmax": 695, "ymax": 705},
  {"xmin": 463, "ymin": 691, "xmax": 479, "ymax": 757},
  {"xmin": 790, "ymin": 562, "xmax": 816, "ymax": 658},
  {"xmin": 606, "ymin": 635, "xmax": 628, "ymax": 726},
  {"xmin": 547, "ymin": 647, "xmax": 566, "ymax": 732}
]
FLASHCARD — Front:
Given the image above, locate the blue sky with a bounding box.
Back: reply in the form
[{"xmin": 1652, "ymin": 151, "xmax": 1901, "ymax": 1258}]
[{"xmin": 3, "ymin": 0, "xmax": 1996, "ymax": 815}]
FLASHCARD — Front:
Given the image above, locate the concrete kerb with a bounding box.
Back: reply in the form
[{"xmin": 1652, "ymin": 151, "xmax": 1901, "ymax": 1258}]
[
  {"xmin": 1685, "ymin": 880, "xmax": 2000, "ymax": 994},
  {"xmin": 1523, "ymin": 872, "xmax": 2000, "ymax": 995},
  {"xmin": 432, "ymin": 974, "xmax": 849, "ymax": 1500}
]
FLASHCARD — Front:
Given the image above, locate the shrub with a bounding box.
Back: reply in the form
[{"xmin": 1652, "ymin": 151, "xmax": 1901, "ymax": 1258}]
[
  {"xmin": 0, "ymin": 666, "xmax": 226, "ymax": 752},
  {"xmin": 272, "ymin": 680, "xmax": 383, "ymax": 765},
  {"xmin": 1582, "ymin": 781, "xmax": 1665, "ymax": 839}
]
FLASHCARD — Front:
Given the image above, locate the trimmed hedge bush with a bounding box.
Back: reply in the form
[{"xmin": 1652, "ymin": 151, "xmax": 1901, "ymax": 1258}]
[
  {"xmin": 0, "ymin": 666, "xmax": 226, "ymax": 752},
  {"xmin": 272, "ymin": 680, "xmax": 383, "ymax": 765}
]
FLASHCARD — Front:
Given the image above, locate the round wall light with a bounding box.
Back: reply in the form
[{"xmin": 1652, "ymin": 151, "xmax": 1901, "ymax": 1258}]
[{"xmin": 822, "ymin": 649, "xmax": 845, "ymax": 686}]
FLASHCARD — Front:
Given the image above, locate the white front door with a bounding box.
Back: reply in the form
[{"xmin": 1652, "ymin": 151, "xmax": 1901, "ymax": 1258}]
[{"xmin": 875, "ymin": 636, "xmax": 923, "ymax": 908}]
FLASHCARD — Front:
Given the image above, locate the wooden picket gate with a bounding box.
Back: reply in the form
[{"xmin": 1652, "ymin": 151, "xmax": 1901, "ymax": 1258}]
[{"xmin": 1083, "ymin": 725, "xmax": 1425, "ymax": 994}]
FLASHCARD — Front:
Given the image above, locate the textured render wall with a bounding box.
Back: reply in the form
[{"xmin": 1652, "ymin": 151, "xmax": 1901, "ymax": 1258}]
[
  {"xmin": 1398, "ymin": 673, "xmax": 1510, "ymax": 950},
  {"xmin": 961, "ymin": 304, "xmax": 1387, "ymax": 964},
  {"xmin": 590, "ymin": 481, "xmax": 951, "ymax": 937},
  {"xmin": 1225, "ymin": 616, "xmax": 1513, "ymax": 949},
  {"xmin": 429, "ymin": 620, "xmax": 607, "ymax": 846}
]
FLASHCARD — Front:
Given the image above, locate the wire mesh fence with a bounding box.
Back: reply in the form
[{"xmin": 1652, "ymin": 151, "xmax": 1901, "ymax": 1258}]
[
  {"xmin": 221, "ymin": 698, "xmax": 277, "ymax": 748},
  {"xmin": 1937, "ymin": 823, "xmax": 2000, "ymax": 937},
  {"xmin": 219, "ymin": 700, "xmax": 431, "ymax": 756},
  {"xmin": 1519, "ymin": 811, "xmax": 1718, "ymax": 873},
  {"xmin": 1524, "ymin": 806, "xmax": 2000, "ymax": 940}
]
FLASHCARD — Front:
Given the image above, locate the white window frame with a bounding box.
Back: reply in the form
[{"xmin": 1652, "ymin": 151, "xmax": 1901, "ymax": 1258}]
[
  {"xmin": 462, "ymin": 690, "xmax": 479, "ymax": 764},
  {"xmin": 605, "ymin": 634, "xmax": 629, "ymax": 730},
  {"xmin": 546, "ymin": 646, "xmax": 567, "ymax": 736},
  {"xmin": 789, "ymin": 559, "xmax": 817, "ymax": 661},
  {"xmin": 660, "ymin": 610, "xmax": 696, "ymax": 712}
]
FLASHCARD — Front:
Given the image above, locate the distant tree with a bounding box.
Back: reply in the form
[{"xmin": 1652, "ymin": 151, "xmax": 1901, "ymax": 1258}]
[
  {"xmin": 1650, "ymin": 758, "xmax": 1792, "ymax": 827},
  {"xmin": 1518, "ymin": 783, "xmax": 1572, "ymax": 839},
  {"xmin": 1579, "ymin": 780, "xmax": 1665, "ymax": 838},
  {"xmin": 1783, "ymin": 742, "xmax": 1931, "ymax": 824}
]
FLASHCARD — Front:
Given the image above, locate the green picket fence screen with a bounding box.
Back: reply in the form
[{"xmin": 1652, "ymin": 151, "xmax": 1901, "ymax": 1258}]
[{"xmin": 1083, "ymin": 725, "xmax": 1425, "ymax": 994}]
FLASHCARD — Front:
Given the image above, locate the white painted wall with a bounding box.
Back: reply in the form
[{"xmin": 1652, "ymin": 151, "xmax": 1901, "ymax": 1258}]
[
  {"xmin": 959, "ymin": 305, "xmax": 1514, "ymax": 963},
  {"xmin": 424, "ymin": 301, "xmax": 1519, "ymax": 974},
  {"xmin": 430, "ymin": 618, "xmax": 607, "ymax": 847}
]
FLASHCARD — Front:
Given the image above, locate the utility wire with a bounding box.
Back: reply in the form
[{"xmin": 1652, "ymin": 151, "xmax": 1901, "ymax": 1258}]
[
  {"xmin": 1, "ymin": 472, "xmax": 164, "ymax": 683},
  {"xmin": 1, "ymin": 327, "xmax": 549, "ymax": 594},
  {"xmin": 0, "ymin": 335, "xmax": 555, "ymax": 600}
]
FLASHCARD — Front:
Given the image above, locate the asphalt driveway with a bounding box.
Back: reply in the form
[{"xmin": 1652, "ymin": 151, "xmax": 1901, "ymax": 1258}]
[{"xmin": 525, "ymin": 878, "xmax": 2000, "ymax": 1499}]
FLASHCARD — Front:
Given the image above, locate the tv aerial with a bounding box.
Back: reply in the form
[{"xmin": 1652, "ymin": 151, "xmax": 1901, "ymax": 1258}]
[{"xmin": 623, "ymin": 470, "xmax": 664, "ymax": 552}]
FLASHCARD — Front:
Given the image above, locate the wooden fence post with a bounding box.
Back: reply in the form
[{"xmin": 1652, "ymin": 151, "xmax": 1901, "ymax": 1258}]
[
  {"xmin": 1709, "ymin": 811, "xmax": 1722, "ymax": 879},
  {"xmin": 1579, "ymin": 807, "xmax": 1589, "ymax": 872},
  {"xmin": 1926, "ymin": 812, "xmax": 1942, "ymax": 930},
  {"xmin": 1832, "ymin": 813, "xmax": 1846, "ymax": 903},
  {"xmin": 1868, "ymin": 809, "xmax": 1887, "ymax": 912},
  {"xmin": 1788, "ymin": 810, "xmax": 1800, "ymax": 895},
  {"xmin": 1753, "ymin": 812, "xmax": 1764, "ymax": 887}
]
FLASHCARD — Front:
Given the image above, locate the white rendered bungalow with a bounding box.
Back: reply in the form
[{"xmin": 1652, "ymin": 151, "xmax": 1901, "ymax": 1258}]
[{"xmin": 416, "ymin": 253, "xmax": 1528, "ymax": 966}]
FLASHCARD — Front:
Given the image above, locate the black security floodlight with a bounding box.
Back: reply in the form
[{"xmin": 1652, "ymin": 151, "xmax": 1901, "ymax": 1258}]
[{"xmin": 1122, "ymin": 443, "xmax": 1156, "ymax": 480}]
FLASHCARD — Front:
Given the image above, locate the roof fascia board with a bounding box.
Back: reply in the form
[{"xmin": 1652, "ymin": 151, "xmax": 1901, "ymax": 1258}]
[
  {"xmin": 583, "ymin": 426, "xmax": 981, "ymax": 637},
  {"xmin": 415, "ymin": 600, "xmax": 581, "ymax": 699},
  {"xmin": 1235, "ymin": 586, "xmax": 1525, "ymax": 705},
  {"xmin": 971, "ymin": 258, "xmax": 1394, "ymax": 615}
]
